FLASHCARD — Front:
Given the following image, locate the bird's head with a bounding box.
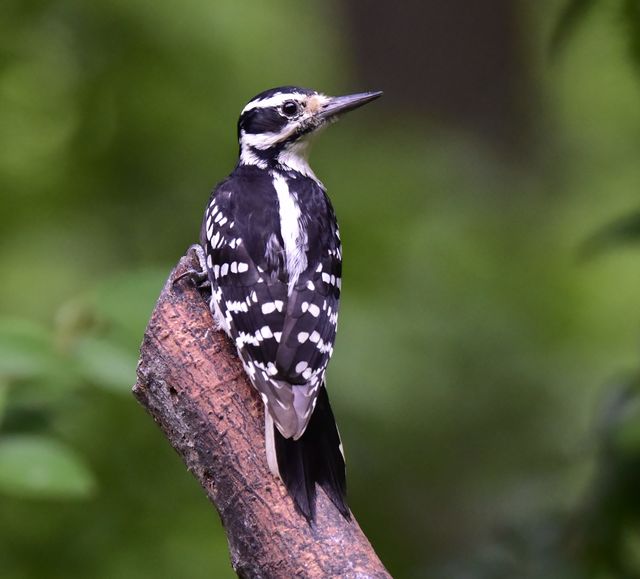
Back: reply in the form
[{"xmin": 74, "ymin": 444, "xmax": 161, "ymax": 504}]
[{"xmin": 237, "ymin": 86, "xmax": 382, "ymax": 175}]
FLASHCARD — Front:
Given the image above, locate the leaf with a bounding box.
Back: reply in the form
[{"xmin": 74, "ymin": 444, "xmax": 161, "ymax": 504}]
[
  {"xmin": 74, "ymin": 336, "xmax": 138, "ymax": 393},
  {"xmin": 0, "ymin": 435, "xmax": 96, "ymax": 499},
  {"xmin": 0, "ymin": 380, "xmax": 7, "ymax": 426},
  {"xmin": 0, "ymin": 318, "xmax": 79, "ymax": 402},
  {"xmin": 578, "ymin": 210, "xmax": 640, "ymax": 260},
  {"xmin": 594, "ymin": 378, "xmax": 640, "ymax": 456},
  {"xmin": 622, "ymin": 0, "xmax": 640, "ymax": 72},
  {"xmin": 0, "ymin": 318, "xmax": 57, "ymax": 380},
  {"xmin": 91, "ymin": 269, "xmax": 167, "ymax": 341},
  {"xmin": 551, "ymin": 0, "xmax": 640, "ymax": 77},
  {"xmin": 611, "ymin": 389, "xmax": 640, "ymax": 456},
  {"xmin": 550, "ymin": 0, "xmax": 599, "ymax": 57}
]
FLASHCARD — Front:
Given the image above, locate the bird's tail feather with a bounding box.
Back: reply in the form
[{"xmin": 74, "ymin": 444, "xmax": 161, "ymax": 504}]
[{"xmin": 266, "ymin": 385, "xmax": 349, "ymax": 521}]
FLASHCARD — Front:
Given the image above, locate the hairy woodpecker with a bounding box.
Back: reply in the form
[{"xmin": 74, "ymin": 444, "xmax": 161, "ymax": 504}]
[{"xmin": 198, "ymin": 86, "xmax": 382, "ymax": 520}]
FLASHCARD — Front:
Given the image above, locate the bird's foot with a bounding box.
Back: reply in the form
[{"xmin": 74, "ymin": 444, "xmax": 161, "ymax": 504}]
[{"xmin": 173, "ymin": 244, "xmax": 211, "ymax": 289}]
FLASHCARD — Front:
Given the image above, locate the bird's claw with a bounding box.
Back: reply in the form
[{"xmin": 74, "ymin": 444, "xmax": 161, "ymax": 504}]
[{"xmin": 173, "ymin": 244, "xmax": 211, "ymax": 288}]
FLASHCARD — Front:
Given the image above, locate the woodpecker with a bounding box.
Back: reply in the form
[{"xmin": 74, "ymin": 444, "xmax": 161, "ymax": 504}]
[{"xmin": 198, "ymin": 86, "xmax": 382, "ymax": 520}]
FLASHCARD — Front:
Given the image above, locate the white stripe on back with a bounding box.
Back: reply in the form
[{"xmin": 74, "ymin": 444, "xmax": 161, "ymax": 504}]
[{"xmin": 272, "ymin": 173, "xmax": 308, "ymax": 294}]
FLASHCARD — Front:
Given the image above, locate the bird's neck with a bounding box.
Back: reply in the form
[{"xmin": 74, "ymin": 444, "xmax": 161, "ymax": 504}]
[
  {"xmin": 238, "ymin": 140, "xmax": 319, "ymax": 182},
  {"xmin": 276, "ymin": 144, "xmax": 318, "ymax": 181}
]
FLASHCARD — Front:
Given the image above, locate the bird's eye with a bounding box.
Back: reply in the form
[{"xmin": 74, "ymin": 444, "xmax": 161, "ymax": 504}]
[{"xmin": 281, "ymin": 101, "xmax": 299, "ymax": 117}]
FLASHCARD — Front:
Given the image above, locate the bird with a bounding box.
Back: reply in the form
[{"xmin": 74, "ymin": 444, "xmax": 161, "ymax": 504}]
[{"xmin": 195, "ymin": 86, "xmax": 382, "ymax": 521}]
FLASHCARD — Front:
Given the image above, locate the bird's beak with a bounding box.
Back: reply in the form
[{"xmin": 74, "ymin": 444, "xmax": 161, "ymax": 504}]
[{"xmin": 317, "ymin": 91, "xmax": 383, "ymax": 122}]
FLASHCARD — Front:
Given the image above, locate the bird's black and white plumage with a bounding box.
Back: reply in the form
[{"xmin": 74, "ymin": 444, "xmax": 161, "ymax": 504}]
[{"xmin": 199, "ymin": 86, "xmax": 381, "ymax": 520}]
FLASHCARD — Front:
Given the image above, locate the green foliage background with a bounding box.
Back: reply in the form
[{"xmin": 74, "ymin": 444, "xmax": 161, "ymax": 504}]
[{"xmin": 2, "ymin": 0, "xmax": 640, "ymax": 577}]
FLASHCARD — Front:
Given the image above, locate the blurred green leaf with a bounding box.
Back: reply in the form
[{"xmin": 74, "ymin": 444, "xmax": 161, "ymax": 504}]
[
  {"xmin": 623, "ymin": 526, "xmax": 640, "ymax": 573},
  {"xmin": 0, "ymin": 318, "xmax": 62, "ymax": 380},
  {"xmin": 612, "ymin": 391, "xmax": 640, "ymax": 455},
  {"xmin": 74, "ymin": 336, "xmax": 137, "ymax": 393},
  {"xmin": 0, "ymin": 318, "xmax": 81, "ymax": 408},
  {"xmin": 0, "ymin": 435, "xmax": 96, "ymax": 499},
  {"xmin": 623, "ymin": 0, "xmax": 640, "ymax": 70},
  {"xmin": 550, "ymin": 0, "xmax": 598, "ymax": 56},
  {"xmin": 553, "ymin": 0, "xmax": 640, "ymax": 76},
  {"xmin": 91, "ymin": 269, "xmax": 166, "ymax": 342},
  {"xmin": 0, "ymin": 380, "xmax": 7, "ymax": 426},
  {"xmin": 579, "ymin": 210, "xmax": 640, "ymax": 259}
]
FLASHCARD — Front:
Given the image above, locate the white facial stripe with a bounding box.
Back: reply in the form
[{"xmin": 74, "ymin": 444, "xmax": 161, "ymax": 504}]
[
  {"xmin": 241, "ymin": 92, "xmax": 307, "ymax": 114},
  {"xmin": 241, "ymin": 128, "xmax": 296, "ymax": 150},
  {"xmin": 239, "ymin": 143, "xmax": 268, "ymax": 168}
]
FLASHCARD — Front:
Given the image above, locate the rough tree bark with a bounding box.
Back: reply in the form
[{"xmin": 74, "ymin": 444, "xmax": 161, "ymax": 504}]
[{"xmin": 133, "ymin": 247, "xmax": 390, "ymax": 579}]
